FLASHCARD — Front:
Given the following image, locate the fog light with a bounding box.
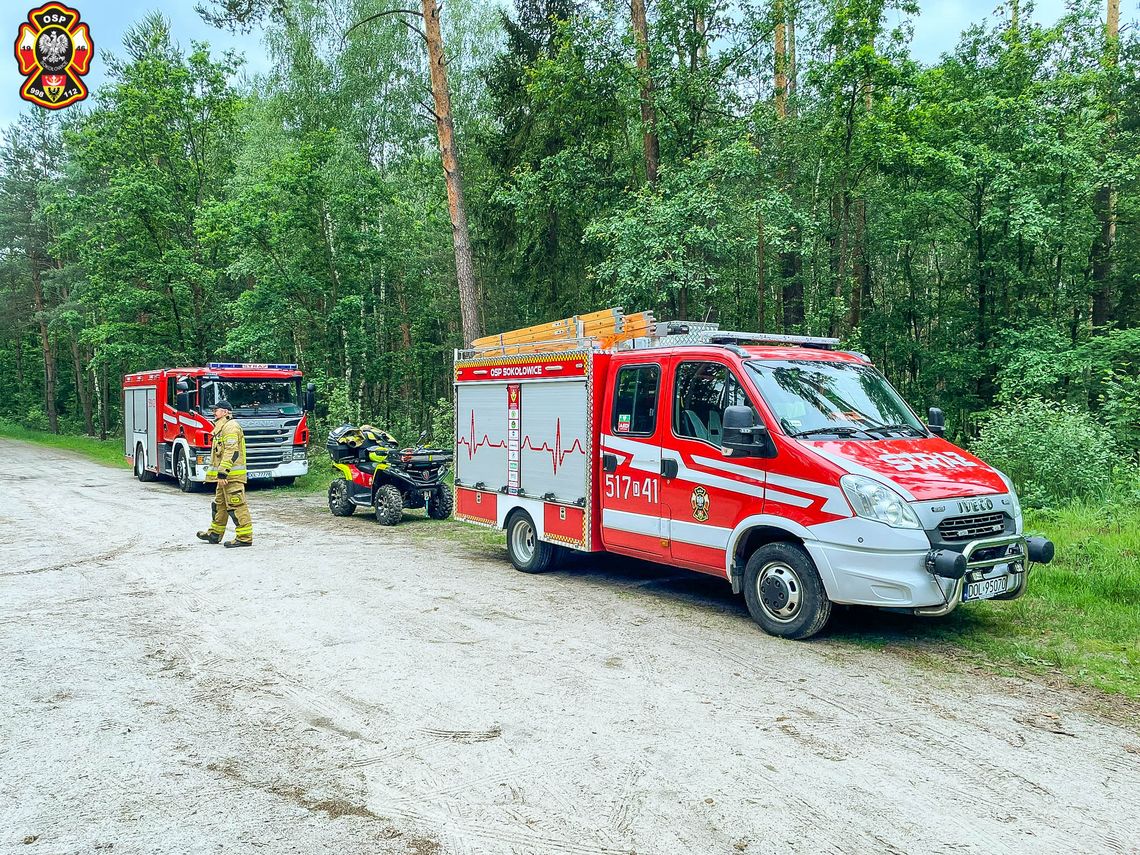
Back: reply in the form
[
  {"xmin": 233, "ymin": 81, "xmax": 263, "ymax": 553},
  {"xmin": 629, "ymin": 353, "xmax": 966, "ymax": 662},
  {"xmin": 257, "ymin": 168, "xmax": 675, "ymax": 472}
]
[
  {"xmin": 1027, "ymin": 537, "xmax": 1054, "ymax": 564},
  {"xmin": 281, "ymin": 448, "xmax": 293, "ymax": 463},
  {"xmin": 926, "ymin": 549, "xmax": 967, "ymax": 579}
]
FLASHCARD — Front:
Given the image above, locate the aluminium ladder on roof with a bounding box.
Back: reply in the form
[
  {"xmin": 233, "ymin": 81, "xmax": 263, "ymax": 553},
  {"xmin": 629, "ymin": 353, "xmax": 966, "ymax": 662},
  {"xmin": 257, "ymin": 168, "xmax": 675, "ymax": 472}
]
[{"xmin": 469, "ymin": 307, "xmax": 658, "ymax": 357}]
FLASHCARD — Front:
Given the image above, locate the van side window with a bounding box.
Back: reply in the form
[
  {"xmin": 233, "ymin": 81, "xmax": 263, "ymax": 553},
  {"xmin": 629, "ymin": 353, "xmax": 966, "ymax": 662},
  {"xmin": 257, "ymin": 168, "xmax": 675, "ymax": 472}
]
[
  {"xmin": 612, "ymin": 364, "xmax": 660, "ymax": 436},
  {"xmin": 674, "ymin": 361, "xmax": 758, "ymax": 447}
]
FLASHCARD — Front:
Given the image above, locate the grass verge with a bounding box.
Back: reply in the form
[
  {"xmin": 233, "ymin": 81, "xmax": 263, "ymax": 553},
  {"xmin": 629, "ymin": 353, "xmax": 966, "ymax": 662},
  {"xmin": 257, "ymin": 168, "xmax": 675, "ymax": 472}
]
[
  {"xmin": 827, "ymin": 502, "xmax": 1140, "ymax": 699},
  {"xmin": 0, "ymin": 419, "xmax": 129, "ymax": 469},
  {"xmin": 3, "ymin": 422, "xmax": 1136, "ymax": 699}
]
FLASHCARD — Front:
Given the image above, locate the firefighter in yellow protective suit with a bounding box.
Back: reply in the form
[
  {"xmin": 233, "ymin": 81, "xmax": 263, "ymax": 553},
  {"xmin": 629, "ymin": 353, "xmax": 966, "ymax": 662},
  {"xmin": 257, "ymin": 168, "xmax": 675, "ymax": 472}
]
[{"xmin": 196, "ymin": 400, "xmax": 253, "ymax": 548}]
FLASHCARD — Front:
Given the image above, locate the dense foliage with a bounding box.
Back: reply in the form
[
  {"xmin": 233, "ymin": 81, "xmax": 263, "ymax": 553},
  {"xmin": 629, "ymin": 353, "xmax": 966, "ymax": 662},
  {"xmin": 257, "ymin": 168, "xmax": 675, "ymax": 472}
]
[{"xmin": 1, "ymin": 0, "xmax": 1137, "ymax": 497}]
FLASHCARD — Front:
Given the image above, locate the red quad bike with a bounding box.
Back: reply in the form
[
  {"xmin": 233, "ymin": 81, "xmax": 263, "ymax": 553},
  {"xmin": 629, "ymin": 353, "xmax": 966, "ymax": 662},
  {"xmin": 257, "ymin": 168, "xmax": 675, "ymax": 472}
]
[{"xmin": 326, "ymin": 425, "xmax": 454, "ymax": 525}]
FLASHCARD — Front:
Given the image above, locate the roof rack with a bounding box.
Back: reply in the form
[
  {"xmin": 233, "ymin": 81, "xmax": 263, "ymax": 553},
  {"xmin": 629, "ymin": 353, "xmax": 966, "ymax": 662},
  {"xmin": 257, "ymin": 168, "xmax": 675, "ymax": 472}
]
[{"xmin": 459, "ymin": 312, "xmax": 840, "ymax": 360}]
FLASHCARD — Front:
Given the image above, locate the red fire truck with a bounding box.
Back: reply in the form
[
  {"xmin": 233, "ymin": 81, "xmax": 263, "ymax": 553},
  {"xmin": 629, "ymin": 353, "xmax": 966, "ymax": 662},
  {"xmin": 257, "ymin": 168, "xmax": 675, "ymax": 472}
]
[
  {"xmin": 123, "ymin": 363, "xmax": 316, "ymax": 491},
  {"xmin": 453, "ymin": 317, "xmax": 1054, "ymax": 639}
]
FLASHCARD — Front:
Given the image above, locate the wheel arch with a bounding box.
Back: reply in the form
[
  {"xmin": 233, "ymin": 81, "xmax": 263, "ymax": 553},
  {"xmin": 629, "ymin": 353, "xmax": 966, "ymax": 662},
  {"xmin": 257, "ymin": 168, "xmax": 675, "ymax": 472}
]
[{"xmin": 727, "ymin": 515, "xmax": 819, "ymax": 595}]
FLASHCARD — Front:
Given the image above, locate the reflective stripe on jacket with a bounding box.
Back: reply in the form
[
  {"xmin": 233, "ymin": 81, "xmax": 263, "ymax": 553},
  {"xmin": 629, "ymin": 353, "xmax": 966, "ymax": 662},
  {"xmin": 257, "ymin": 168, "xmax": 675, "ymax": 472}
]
[{"xmin": 206, "ymin": 414, "xmax": 248, "ymax": 484}]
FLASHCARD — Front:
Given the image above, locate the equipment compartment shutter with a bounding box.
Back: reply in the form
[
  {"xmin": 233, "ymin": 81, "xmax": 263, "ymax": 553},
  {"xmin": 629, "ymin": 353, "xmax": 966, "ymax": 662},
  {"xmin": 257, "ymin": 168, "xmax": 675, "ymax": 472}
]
[
  {"xmin": 518, "ymin": 380, "xmax": 588, "ymax": 504},
  {"xmin": 456, "ymin": 383, "xmax": 510, "ymax": 490}
]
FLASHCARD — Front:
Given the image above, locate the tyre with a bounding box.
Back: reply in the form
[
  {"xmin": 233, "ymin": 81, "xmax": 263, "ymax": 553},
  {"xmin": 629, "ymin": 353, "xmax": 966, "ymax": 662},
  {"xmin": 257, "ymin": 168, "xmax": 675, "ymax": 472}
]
[
  {"xmin": 328, "ymin": 479, "xmax": 355, "ymax": 516},
  {"xmin": 506, "ymin": 511, "xmax": 557, "ymax": 573},
  {"xmin": 275, "ymin": 476, "xmax": 296, "ymax": 487},
  {"xmin": 427, "ymin": 487, "xmax": 453, "ymax": 520},
  {"xmin": 374, "ymin": 483, "xmax": 404, "ymax": 526},
  {"xmin": 742, "ymin": 542, "xmax": 832, "ymax": 639},
  {"xmin": 135, "ymin": 445, "xmax": 155, "ymax": 482},
  {"xmin": 175, "ymin": 449, "xmax": 200, "ymax": 493}
]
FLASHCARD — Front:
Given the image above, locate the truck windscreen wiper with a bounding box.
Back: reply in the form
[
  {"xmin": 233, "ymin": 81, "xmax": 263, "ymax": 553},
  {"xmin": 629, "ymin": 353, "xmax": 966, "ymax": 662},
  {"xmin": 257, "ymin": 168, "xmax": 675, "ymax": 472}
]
[
  {"xmin": 794, "ymin": 426, "xmax": 873, "ymax": 439},
  {"xmin": 863, "ymin": 423, "xmax": 927, "ymax": 437}
]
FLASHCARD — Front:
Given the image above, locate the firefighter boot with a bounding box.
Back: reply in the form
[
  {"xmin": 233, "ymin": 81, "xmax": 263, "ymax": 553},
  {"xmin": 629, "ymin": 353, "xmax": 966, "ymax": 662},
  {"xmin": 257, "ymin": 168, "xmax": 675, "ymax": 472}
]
[
  {"xmin": 223, "ymin": 539, "xmax": 253, "ymax": 548},
  {"xmin": 196, "ymin": 531, "xmax": 221, "ymax": 544}
]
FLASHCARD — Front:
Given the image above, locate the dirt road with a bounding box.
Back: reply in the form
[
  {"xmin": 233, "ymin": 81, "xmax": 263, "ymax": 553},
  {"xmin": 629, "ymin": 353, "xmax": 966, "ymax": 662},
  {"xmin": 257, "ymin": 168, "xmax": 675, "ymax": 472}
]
[{"xmin": 1, "ymin": 438, "xmax": 1137, "ymax": 854}]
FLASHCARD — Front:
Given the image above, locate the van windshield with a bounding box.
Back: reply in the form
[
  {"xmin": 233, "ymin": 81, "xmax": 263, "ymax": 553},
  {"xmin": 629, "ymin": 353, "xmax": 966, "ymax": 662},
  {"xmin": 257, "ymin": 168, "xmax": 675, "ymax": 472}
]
[
  {"xmin": 200, "ymin": 379, "xmax": 302, "ymax": 416},
  {"xmin": 744, "ymin": 360, "xmax": 926, "ymax": 439}
]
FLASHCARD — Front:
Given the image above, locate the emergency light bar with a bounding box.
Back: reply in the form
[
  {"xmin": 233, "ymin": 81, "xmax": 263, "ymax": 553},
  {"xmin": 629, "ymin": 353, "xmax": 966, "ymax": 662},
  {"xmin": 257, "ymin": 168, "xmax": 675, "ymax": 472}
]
[{"xmin": 207, "ymin": 362, "xmax": 298, "ymax": 371}]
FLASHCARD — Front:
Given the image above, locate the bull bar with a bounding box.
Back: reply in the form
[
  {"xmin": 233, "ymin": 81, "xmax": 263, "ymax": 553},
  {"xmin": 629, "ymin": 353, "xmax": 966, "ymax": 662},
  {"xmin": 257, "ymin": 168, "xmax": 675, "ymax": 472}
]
[{"xmin": 915, "ymin": 533, "xmax": 1029, "ymax": 617}]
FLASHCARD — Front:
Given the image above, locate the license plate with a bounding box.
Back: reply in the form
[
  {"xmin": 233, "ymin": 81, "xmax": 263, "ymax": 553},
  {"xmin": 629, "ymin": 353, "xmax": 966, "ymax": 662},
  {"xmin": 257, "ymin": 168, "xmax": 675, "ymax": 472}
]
[
  {"xmin": 963, "ymin": 575, "xmax": 1009, "ymax": 602},
  {"xmin": 248, "ymin": 471, "xmax": 273, "ymax": 479}
]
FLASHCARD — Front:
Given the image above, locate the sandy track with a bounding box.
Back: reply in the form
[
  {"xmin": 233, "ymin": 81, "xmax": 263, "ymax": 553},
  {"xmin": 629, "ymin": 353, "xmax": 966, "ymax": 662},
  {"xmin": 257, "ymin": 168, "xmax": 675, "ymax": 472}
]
[{"xmin": 1, "ymin": 438, "xmax": 1137, "ymax": 854}]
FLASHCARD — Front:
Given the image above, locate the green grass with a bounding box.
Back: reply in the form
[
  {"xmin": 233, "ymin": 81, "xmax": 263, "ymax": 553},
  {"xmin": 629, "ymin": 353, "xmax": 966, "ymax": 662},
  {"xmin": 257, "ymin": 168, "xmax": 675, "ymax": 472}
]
[
  {"xmin": 4, "ymin": 420, "xmax": 1137, "ymax": 698},
  {"xmin": 828, "ymin": 502, "xmax": 1140, "ymax": 699},
  {"xmin": 0, "ymin": 419, "xmax": 129, "ymax": 469}
]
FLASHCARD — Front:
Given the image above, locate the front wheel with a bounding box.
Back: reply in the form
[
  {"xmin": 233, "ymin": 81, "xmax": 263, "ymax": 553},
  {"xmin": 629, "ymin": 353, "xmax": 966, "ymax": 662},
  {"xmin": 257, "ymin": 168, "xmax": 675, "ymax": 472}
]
[
  {"xmin": 427, "ymin": 487, "xmax": 453, "ymax": 520},
  {"xmin": 374, "ymin": 483, "xmax": 404, "ymax": 526},
  {"xmin": 506, "ymin": 511, "xmax": 558, "ymax": 573},
  {"xmin": 275, "ymin": 476, "xmax": 296, "ymax": 487},
  {"xmin": 742, "ymin": 542, "xmax": 832, "ymax": 639},
  {"xmin": 175, "ymin": 449, "xmax": 200, "ymax": 492},
  {"xmin": 328, "ymin": 479, "xmax": 355, "ymax": 516}
]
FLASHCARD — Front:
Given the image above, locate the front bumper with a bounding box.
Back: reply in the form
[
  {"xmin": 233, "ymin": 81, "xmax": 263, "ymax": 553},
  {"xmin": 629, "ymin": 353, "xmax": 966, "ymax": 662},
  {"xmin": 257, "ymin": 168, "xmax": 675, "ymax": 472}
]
[
  {"xmin": 807, "ymin": 527, "xmax": 1034, "ymax": 613},
  {"xmin": 190, "ymin": 457, "xmax": 309, "ymax": 481}
]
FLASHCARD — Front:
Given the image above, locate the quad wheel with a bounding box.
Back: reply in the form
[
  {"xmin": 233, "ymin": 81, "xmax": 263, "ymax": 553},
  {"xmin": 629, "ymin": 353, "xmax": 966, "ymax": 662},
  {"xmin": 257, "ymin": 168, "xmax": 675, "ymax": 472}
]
[
  {"xmin": 742, "ymin": 542, "xmax": 832, "ymax": 639},
  {"xmin": 374, "ymin": 483, "xmax": 404, "ymax": 526},
  {"xmin": 427, "ymin": 487, "xmax": 453, "ymax": 520},
  {"xmin": 505, "ymin": 510, "xmax": 559, "ymax": 573},
  {"xmin": 328, "ymin": 479, "xmax": 355, "ymax": 516}
]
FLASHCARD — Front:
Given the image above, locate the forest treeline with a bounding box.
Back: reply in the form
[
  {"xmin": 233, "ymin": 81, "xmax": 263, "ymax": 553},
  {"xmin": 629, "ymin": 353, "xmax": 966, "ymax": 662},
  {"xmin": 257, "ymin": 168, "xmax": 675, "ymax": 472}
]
[{"xmin": 1, "ymin": 0, "xmax": 1137, "ymax": 500}]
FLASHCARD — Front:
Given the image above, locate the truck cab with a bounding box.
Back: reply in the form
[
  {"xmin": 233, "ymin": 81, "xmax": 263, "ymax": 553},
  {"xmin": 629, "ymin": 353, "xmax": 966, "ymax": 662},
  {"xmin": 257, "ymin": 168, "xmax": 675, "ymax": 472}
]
[{"xmin": 453, "ymin": 315, "xmax": 1054, "ymax": 639}]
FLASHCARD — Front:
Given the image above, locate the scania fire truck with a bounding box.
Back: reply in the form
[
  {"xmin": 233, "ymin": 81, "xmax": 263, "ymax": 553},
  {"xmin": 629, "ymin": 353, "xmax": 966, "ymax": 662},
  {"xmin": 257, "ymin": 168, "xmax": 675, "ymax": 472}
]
[
  {"xmin": 123, "ymin": 363, "xmax": 316, "ymax": 491},
  {"xmin": 453, "ymin": 310, "xmax": 1054, "ymax": 639}
]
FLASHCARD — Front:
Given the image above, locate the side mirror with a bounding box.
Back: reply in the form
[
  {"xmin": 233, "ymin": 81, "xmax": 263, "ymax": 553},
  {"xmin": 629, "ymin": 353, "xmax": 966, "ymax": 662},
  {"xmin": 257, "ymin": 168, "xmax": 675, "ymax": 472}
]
[
  {"xmin": 927, "ymin": 406, "xmax": 945, "ymax": 437},
  {"xmin": 176, "ymin": 379, "xmax": 191, "ymax": 412},
  {"xmin": 721, "ymin": 405, "xmax": 770, "ymax": 457},
  {"xmin": 304, "ymin": 383, "xmax": 316, "ymax": 412}
]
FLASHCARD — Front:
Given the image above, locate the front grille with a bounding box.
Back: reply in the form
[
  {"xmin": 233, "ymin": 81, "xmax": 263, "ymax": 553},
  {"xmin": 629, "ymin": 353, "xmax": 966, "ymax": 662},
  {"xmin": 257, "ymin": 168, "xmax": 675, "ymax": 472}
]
[
  {"xmin": 247, "ymin": 449, "xmax": 284, "ymax": 467},
  {"xmin": 938, "ymin": 512, "xmax": 1006, "ymax": 542}
]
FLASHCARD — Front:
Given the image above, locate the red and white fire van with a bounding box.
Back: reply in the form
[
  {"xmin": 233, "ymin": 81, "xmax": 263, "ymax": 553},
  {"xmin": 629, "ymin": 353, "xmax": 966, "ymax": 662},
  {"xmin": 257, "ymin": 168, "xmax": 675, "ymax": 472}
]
[
  {"xmin": 123, "ymin": 363, "xmax": 316, "ymax": 491},
  {"xmin": 453, "ymin": 321, "xmax": 1054, "ymax": 639}
]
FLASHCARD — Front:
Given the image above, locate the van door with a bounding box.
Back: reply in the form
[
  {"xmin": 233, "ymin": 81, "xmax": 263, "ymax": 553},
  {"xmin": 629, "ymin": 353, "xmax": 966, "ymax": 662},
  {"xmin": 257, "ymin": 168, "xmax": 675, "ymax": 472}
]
[
  {"xmin": 660, "ymin": 359, "xmax": 767, "ymax": 574},
  {"xmin": 598, "ymin": 360, "xmax": 666, "ymax": 556}
]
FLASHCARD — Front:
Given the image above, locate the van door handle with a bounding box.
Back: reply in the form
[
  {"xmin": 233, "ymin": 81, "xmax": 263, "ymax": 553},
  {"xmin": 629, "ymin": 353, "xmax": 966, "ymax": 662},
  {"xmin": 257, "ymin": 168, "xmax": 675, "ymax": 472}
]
[
  {"xmin": 660, "ymin": 458, "xmax": 679, "ymax": 479},
  {"xmin": 602, "ymin": 453, "xmax": 618, "ymax": 473}
]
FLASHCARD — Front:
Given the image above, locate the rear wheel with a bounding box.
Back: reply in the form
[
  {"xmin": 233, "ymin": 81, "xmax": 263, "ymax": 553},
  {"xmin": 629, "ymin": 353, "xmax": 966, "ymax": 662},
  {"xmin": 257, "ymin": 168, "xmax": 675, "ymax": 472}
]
[
  {"xmin": 427, "ymin": 487, "xmax": 453, "ymax": 520},
  {"xmin": 742, "ymin": 542, "xmax": 831, "ymax": 639},
  {"xmin": 135, "ymin": 445, "xmax": 155, "ymax": 482},
  {"xmin": 374, "ymin": 483, "xmax": 404, "ymax": 526},
  {"xmin": 506, "ymin": 511, "xmax": 557, "ymax": 573},
  {"xmin": 328, "ymin": 479, "xmax": 355, "ymax": 516}
]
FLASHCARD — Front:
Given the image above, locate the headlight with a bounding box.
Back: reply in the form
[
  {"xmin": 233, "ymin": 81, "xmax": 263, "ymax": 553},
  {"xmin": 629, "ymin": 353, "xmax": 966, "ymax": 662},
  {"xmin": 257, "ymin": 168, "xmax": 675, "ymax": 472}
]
[
  {"xmin": 281, "ymin": 448, "xmax": 293, "ymax": 462},
  {"xmin": 294, "ymin": 448, "xmax": 306, "ymax": 460},
  {"xmin": 997, "ymin": 472, "xmax": 1023, "ymax": 531},
  {"xmin": 840, "ymin": 474, "xmax": 921, "ymax": 529}
]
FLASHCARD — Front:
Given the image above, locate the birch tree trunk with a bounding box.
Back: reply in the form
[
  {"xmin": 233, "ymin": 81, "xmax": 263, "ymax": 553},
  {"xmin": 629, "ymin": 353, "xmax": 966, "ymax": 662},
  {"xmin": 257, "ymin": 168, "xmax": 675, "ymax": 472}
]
[{"xmin": 1091, "ymin": 0, "xmax": 1119, "ymax": 332}]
